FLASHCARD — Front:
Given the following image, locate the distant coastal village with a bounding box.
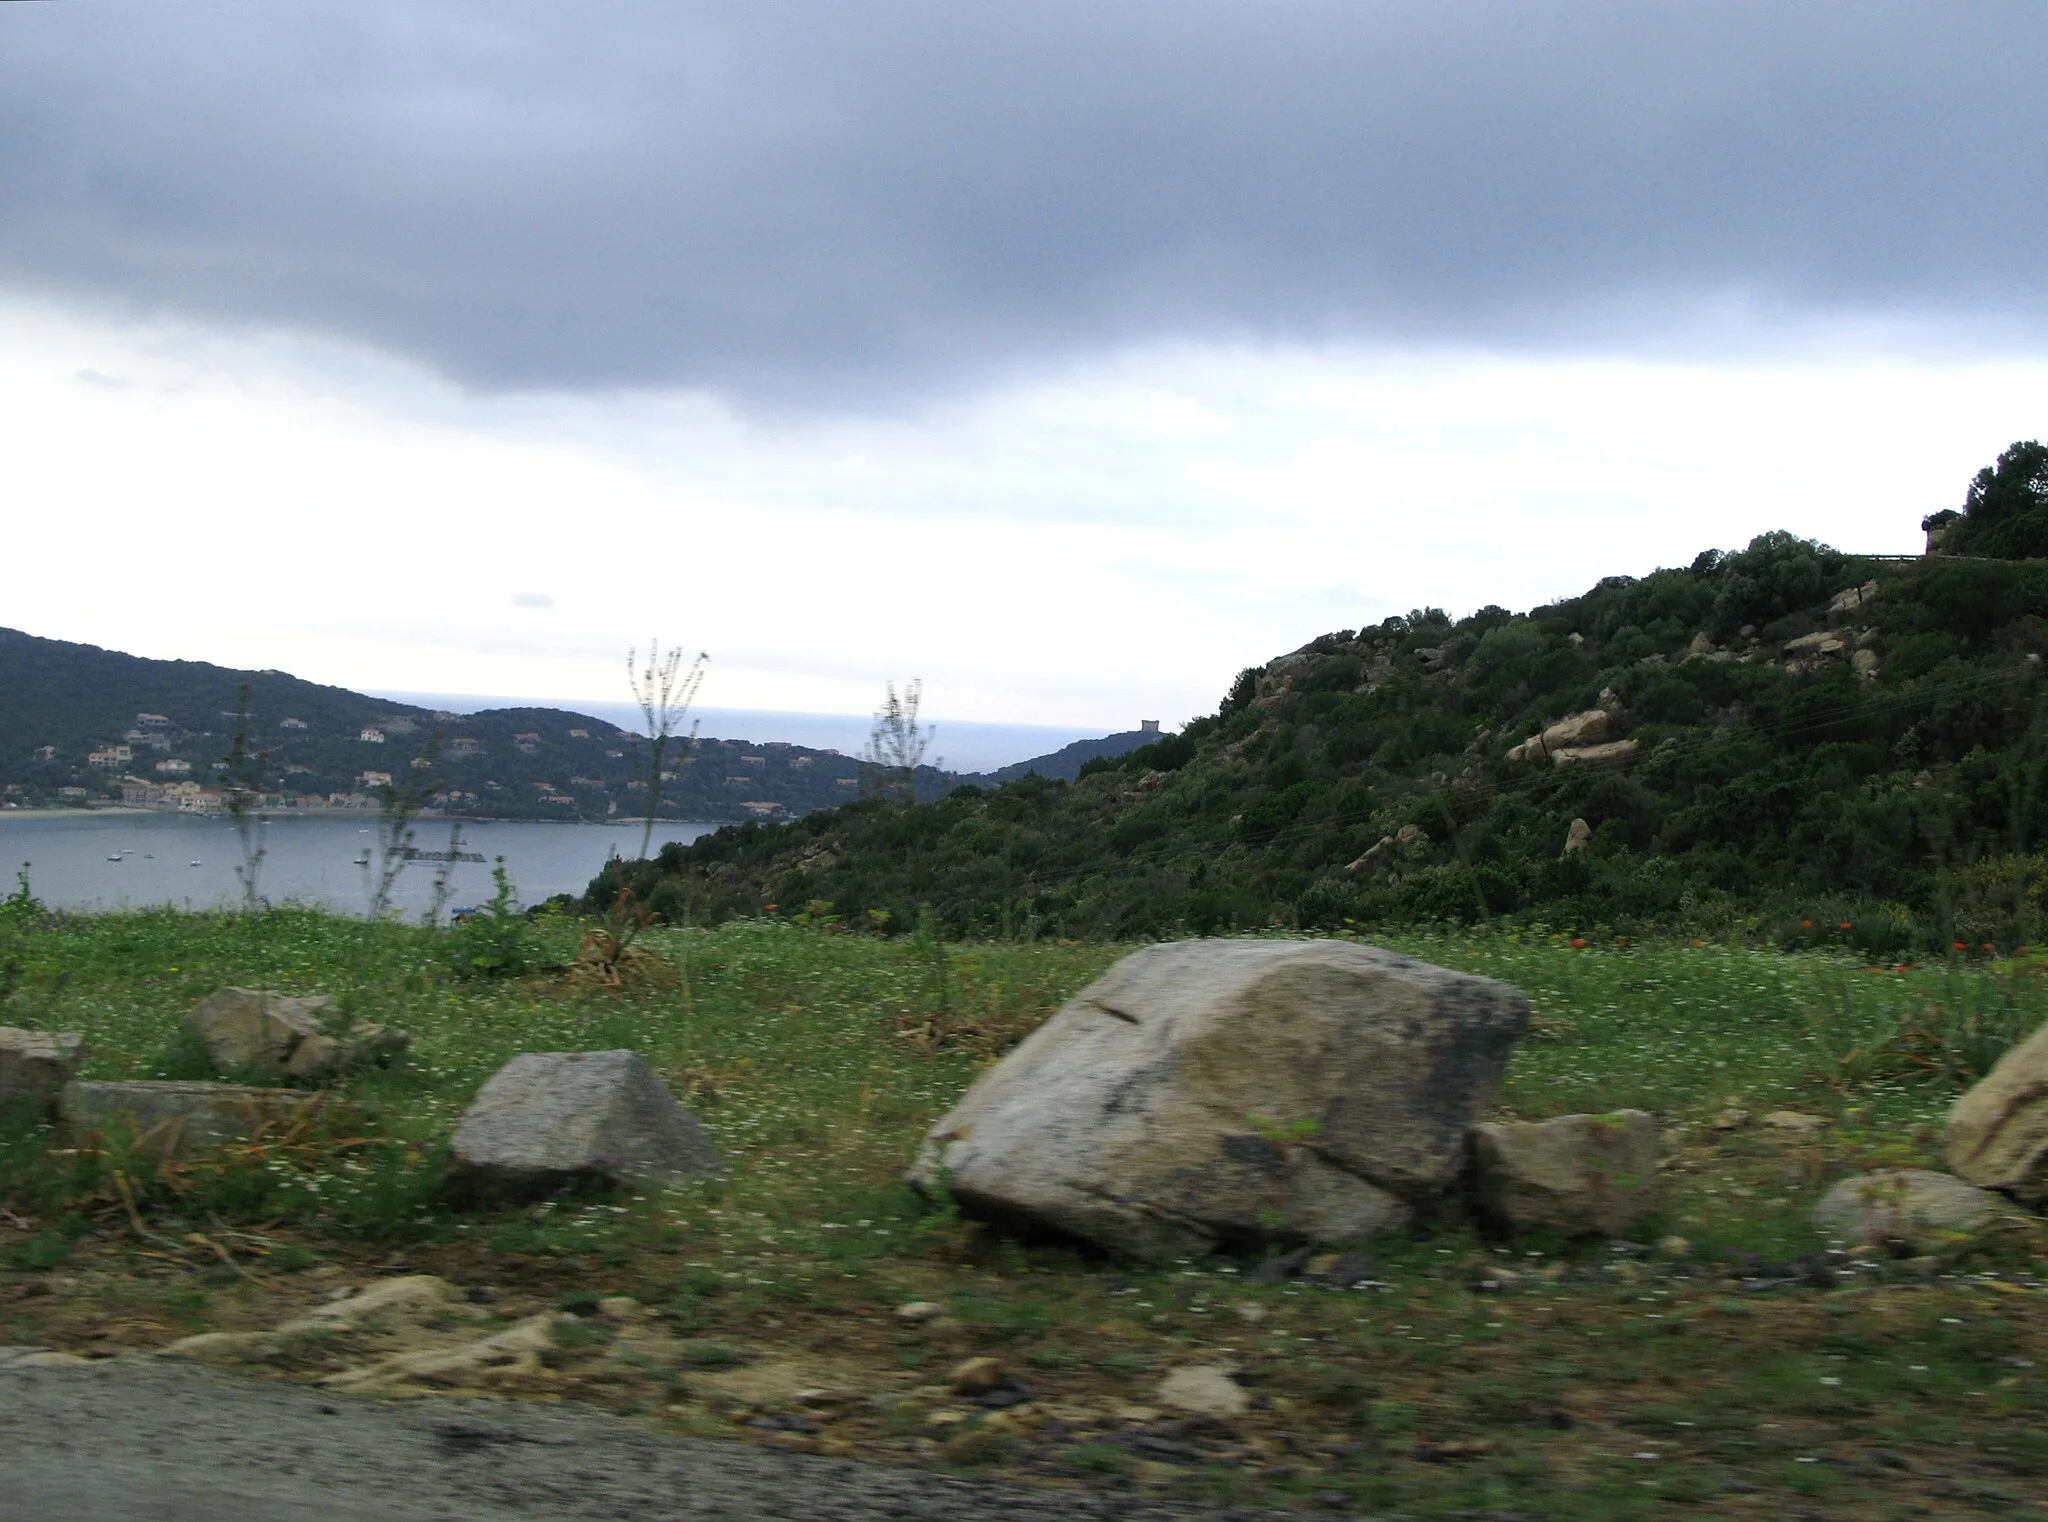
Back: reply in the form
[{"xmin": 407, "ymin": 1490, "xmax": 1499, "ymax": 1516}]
[
  {"xmin": 0, "ymin": 628, "xmax": 1159, "ymax": 825},
  {"xmin": 11, "ymin": 703, "xmax": 843, "ymax": 822}
]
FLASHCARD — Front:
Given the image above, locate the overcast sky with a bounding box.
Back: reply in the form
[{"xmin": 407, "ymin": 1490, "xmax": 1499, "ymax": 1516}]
[{"xmin": 4, "ymin": 2, "xmax": 2045, "ymax": 735}]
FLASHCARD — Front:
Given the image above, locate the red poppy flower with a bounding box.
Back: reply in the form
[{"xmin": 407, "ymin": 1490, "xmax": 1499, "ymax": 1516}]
[{"xmin": 1570, "ymin": 937, "xmax": 1585, "ymax": 948}]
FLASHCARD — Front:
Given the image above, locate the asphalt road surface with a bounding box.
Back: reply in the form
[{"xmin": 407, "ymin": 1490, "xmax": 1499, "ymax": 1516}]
[{"xmin": 0, "ymin": 1358, "xmax": 1345, "ymax": 1522}]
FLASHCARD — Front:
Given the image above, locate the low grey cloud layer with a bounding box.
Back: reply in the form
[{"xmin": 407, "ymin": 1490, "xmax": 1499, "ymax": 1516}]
[{"xmin": 3, "ymin": 1, "xmax": 2042, "ymax": 406}]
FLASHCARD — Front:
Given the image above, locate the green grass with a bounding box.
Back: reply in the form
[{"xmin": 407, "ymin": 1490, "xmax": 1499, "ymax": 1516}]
[{"xmin": 4, "ymin": 906, "xmax": 2048, "ymax": 1518}]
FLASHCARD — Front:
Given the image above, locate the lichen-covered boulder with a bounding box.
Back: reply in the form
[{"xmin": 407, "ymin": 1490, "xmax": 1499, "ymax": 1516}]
[
  {"xmin": 1946, "ymin": 1023, "xmax": 2048, "ymax": 1203},
  {"xmin": 187, "ymin": 987, "xmax": 408, "ymax": 1083},
  {"xmin": 1468, "ymin": 1111, "xmax": 1659, "ymax": 1237},
  {"xmin": 0, "ymin": 1028, "xmax": 83, "ymax": 1122},
  {"xmin": 1814, "ymin": 1169, "xmax": 2004, "ymax": 1252},
  {"xmin": 907, "ymin": 939, "xmax": 1529, "ymax": 1259},
  {"xmin": 450, "ymin": 1050, "xmax": 724, "ymax": 1197},
  {"xmin": 59, "ymin": 1080, "xmax": 331, "ymax": 1159}
]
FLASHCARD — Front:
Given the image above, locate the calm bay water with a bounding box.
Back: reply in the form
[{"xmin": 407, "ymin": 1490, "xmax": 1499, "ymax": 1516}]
[{"xmin": 0, "ymin": 813, "xmax": 719, "ymax": 919}]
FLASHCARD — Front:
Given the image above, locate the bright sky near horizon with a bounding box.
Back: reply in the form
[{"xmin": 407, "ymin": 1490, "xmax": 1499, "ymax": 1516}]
[{"xmin": 3, "ymin": 4, "xmax": 2045, "ymax": 731}]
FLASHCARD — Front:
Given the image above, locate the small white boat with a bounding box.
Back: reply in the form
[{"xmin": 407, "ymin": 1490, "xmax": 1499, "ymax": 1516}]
[
  {"xmin": 188, "ymin": 859, "xmax": 202, "ymax": 867},
  {"xmin": 106, "ymin": 853, "xmax": 123, "ymax": 862},
  {"xmin": 352, "ymin": 852, "xmax": 372, "ymax": 866}
]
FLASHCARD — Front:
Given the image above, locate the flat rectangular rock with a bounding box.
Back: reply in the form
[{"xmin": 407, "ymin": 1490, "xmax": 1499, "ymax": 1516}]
[{"xmin": 59, "ymin": 1081, "xmax": 331, "ymax": 1159}]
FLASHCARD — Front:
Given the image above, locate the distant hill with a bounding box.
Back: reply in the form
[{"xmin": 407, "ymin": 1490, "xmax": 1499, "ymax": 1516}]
[
  {"xmin": 0, "ymin": 629, "xmax": 865, "ymax": 823},
  {"xmin": 954, "ymin": 727, "xmax": 1167, "ymax": 787},
  {"xmin": 591, "ymin": 446, "xmax": 2048, "ymax": 957}
]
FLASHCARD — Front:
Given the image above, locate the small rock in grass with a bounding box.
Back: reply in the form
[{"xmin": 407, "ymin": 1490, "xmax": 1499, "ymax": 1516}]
[
  {"xmin": 1323, "ymin": 1252, "xmax": 1373, "ymax": 1287},
  {"xmin": 1763, "ymin": 1111, "xmax": 1829, "ymax": 1134},
  {"xmin": 1250, "ymin": 1244, "xmax": 1314, "ymax": 1285},
  {"xmin": 187, "ymin": 987, "xmax": 408, "ymax": 1083},
  {"xmin": 1468, "ymin": 1110, "xmax": 1659, "ymax": 1237},
  {"xmin": 1156, "ymin": 1365, "xmax": 1249, "ymax": 1419},
  {"xmin": 596, "ymin": 1296, "xmax": 640, "ymax": 1321},
  {"xmin": 948, "ymin": 1356, "xmax": 1005, "ymax": 1396},
  {"xmin": 1813, "ymin": 1170, "xmax": 2002, "ymax": 1253},
  {"xmin": 451, "ymin": 1050, "xmax": 724, "ymax": 1197},
  {"xmin": 894, "ymin": 1301, "xmax": 944, "ymax": 1323},
  {"xmin": 0, "ymin": 1028, "xmax": 83, "ymax": 1122},
  {"xmin": 1946, "ymin": 1022, "xmax": 2048, "ymax": 1203},
  {"xmin": 1656, "ymin": 1235, "xmax": 1692, "ymax": 1259},
  {"xmin": 1233, "ymin": 1302, "xmax": 1266, "ymax": 1324}
]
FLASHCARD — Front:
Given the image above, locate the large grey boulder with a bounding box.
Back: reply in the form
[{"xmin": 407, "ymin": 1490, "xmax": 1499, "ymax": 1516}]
[
  {"xmin": 450, "ymin": 1050, "xmax": 724, "ymax": 1197},
  {"xmin": 1813, "ymin": 1169, "xmax": 2004, "ymax": 1252},
  {"xmin": 1468, "ymin": 1111, "xmax": 1659, "ymax": 1237},
  {"xmin": 59, "ymin": 1081, "xmax": 331, "ymax": 1160},
  {"xmin": 907, "ymin": 939, "xmax": 1530, "ymax": 1259},
  {"xmin": 187, "ymin": 987, "xmax": 408, "ymax": 1083},
  {"xmin": 1945, "ymin": 1022, "xmax": 2048, "ymax": 1203},
  {"xmin": 0, "ymin": 1028, "xmax": 84, "ymax": 1122}
]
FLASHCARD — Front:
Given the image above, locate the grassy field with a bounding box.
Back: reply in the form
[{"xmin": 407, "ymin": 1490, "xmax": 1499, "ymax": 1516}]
[{"xmin": 4, "ymin": 903, "xmax": 2048, "ymax": 1519}]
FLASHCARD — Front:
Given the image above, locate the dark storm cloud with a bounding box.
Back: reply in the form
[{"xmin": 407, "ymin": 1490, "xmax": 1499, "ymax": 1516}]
[{"xmin": 1, "ymin": 1, "xmax": 2042, "ymax": 404}]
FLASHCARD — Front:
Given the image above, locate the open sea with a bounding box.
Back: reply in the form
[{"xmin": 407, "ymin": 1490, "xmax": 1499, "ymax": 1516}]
[{"xmin": 0, "ymin": 812, "xmax": 720, "ymax": 919}]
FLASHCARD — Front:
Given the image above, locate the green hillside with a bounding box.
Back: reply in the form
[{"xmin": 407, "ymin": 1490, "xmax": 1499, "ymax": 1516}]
[
  {"xmin": 593, "ymin": 446, "xmax": 2048, "ymax": 956},
  {"xmin": 0, "ymin": 630, "xmax": 867, "ymax": 822}
]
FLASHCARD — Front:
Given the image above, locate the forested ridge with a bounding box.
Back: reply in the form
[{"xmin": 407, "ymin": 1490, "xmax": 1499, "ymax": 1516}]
[{"xmin": 594, "ymin": 445, "xmax": 2048, "ymax": 955}]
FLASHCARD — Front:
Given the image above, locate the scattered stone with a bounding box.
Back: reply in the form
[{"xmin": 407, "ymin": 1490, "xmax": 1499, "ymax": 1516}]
[
  {"xmin": 596, "ymin": 1296, "xmax": 641, "ymax": 1321},
  {"xmin": 1656, "ymin": 1235, "xmax": 1692, "ymax": 1259},
  {"xmin": 1549, "ymin": 738, "xmax": 1641, "ymax": 768},
  {"xmin": 1468, "ymin": 1110, "xmax": 1659, "ymax": 1237},
  {"xmin": 1232, "ymin": 1303, "xmax": 1266, "ymax": 1324},
  {"xmin": 1829, "ymin": 580, "xmax": 1881, "ymax": 622},
  {"xmin": 187, "ymin": 987, "xmax": 408, "ymax": 1083},
  {"xmin": 450, "ymin": 1050, "xmax": 725, "ymax": 1197},
  {"xmin": 324, "ymin": 1313, "xmax": 562, "ymax": 1393},
  {"xmin": 1560, "ymin": 818, "xmax": 1593, "ymax": 857},
  {"xmin": 1813, "ymin": 1170, "xmax": 2004, "ymax": 1252},
  {"xmin": 58, "ymin": 1080, "xmax": 330, "ymax": 1160},
  {"xmin": 7, "ymin": 1351, "xmax": 90, "ymax": 1369},
  {"xmin": 893, "ymin": 1301, "xmax": 944, "ymax": 1323},
  {"xmin": 155, "ymin": 1331, "xmax": 283, "ymax": 1363},
  {"xmin": 948, "ymin": 1356, "xmax": 1005, "ymax": 1396},
  {"xmin": 1323, "ymin": 1252, "xmax": 1373, "ymax": 1287},
  {"xmin": 1156, "ymin": 1366, "xmax": 1249, "ymax": 1419},
  {"xmin": 1505, "ymin": 709, "xmax": 1614, "ymax": 763},
  {"xmin": 1946, "ymin": 1022, "xmax": 2048, "ymax": 1203},
  {"xmin": 1250, "ymin": 1244, "xmax": 1314, "ymax": 1285},
  {"xmin": 1763, "ymin": 1111, "xmax": 1829, "ymax": 1134},
  {"xmin": 1785, "ymin": 630, "xmax": 1848, "ymax": 659},
  {"xmin": 908, "ymin": 939, "xmax": 1529, "ymax": 1259},
  {"xmin": 0, "ymin": 1028, "xmax": 83, "ymax": 1122},
  {"xmin": 278, "ymin": 1275, "xmax": 468, "ymax": 1333},
  {"xmin": 1851, "ymin": 648, "xmax": 1880, "ymax": 681},
  {"xmin": 1710, "ymin": 1108, "xmax": 1750, "ymax": 1131}
]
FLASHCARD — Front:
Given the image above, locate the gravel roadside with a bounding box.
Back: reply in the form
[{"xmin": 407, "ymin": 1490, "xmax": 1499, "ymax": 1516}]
[{"xmin": 0, "ymin": 1359, "xmax": 1345, "ymax": 1522}]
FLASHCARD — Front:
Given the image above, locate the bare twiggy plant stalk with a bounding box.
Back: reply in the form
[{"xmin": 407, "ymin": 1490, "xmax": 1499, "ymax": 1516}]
[
  {"xmin": 862, "ymin": 679, "xmax": 939, "ymax": 803},
  {"xmin": 367, "ymin": 732, "xmax": 442, "ymax": 919},
  {"xmin": 223, "ymin": 685, "xmax": 269, "ymax": 913},
  {"xmin": 627, "ymin": 642, "xmax": 708, "ymax": 860}
]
